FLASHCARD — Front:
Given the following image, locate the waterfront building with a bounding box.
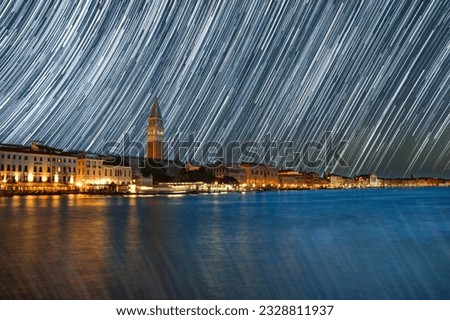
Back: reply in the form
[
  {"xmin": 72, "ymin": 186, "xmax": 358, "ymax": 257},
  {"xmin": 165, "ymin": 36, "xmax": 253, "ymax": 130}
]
[
  {"xmin": 0, "ymin": 142, "xmax": 78, "ymax": 193},
  {"xmin": 240, "ymin": 162, "xmax": 279, "ymax": 189},
  {"xmin": 278, "ymin": 170, "xmax": 307, "ymax": 189},
  {"xmin": 302, "ymin": 171, "xmax": 324, "ymax": 188},
  {"xmin": 76, "ymin": 155, "xmax": 132, "ymax": 190},
  {"xmin": 147, "ymin": 98, "xmax": 164, "ymax": 160},
  {"xmin": 326, "ymin": 174, "xmax": 344, "ymax": 188},
  {"xmin": 210, "ymin": 164, "xmax": 247, "ymax": 185},
  {"xmin": 210, "ymin": 163, "xmax": 278, "ymax": 189},
  {"xmin": 356, "ymin": 173, "xmax": 380, "ymax": 187}
]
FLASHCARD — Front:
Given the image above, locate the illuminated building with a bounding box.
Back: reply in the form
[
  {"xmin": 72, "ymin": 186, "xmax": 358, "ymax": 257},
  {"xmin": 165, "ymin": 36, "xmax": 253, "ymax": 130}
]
[
  {"xmin": 241, "ymin": 163, "xmax": 278, "ymax": 189},
  {"xmin": 355, "ymin": 173, "xmax": 380, "ymax": 187},
  {"xmin": 0, "ymin": 141, "xmax": 77, "ymax": 192},
  {"xmin": 212, "ymin": 163, "xmax": 278, "ymax": 189},
  {"xmin": 76, "ymin": 156, "xmax": 132, "ymax": 188},
  {"xmin": 278, "ymin": 170, "xmax": 307, "ymax": 189}
]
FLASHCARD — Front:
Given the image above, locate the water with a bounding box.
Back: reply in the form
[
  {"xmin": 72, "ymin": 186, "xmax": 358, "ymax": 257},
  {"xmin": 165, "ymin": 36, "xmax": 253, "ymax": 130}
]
[{"xmin": 0, "ymin": 188, "xmax": 449, "ymax": 299}]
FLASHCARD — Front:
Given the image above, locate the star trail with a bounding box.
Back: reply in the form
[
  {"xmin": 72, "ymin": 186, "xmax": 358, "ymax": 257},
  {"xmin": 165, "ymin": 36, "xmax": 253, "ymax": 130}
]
[{"xmin": 0, "ymin": 0, "xmax": 449, "ymax": 177}]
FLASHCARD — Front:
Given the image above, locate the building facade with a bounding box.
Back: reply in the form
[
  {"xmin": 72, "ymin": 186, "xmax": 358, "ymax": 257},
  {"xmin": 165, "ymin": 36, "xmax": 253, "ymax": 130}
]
[
  {"xmin": 210, "ymin": 164, "xmax": 247, "ymax": 185},
  {"xmin": 76, "ymin": 156, "xmax": 132, "ymax": 187},
  {"xmin": 0, "ymin": 142, "xmax": 78, "ymax": 192},
  {"xmin": 240, "ymin": 163, "xmax": 279, "ymax": 189}
]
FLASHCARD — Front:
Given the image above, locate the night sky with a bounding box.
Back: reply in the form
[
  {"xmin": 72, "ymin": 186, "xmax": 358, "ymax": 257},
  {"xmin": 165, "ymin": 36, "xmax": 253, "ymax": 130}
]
[{"xmin": 0, "ymin": 1, "xmax": 448, "ymax": 178}]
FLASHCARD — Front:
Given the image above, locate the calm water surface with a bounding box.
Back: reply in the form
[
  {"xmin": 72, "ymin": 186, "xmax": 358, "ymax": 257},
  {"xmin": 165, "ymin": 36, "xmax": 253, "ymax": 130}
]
[{"xmin": 0, "ymin": 188, "xmax": 449, "ymax": 299}]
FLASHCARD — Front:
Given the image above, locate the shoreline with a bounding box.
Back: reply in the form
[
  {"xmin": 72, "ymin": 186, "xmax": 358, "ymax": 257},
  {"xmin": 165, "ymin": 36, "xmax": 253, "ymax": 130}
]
[{"xmin": 1, "ymin": 184, "xmax": 448, "ymax": 197}]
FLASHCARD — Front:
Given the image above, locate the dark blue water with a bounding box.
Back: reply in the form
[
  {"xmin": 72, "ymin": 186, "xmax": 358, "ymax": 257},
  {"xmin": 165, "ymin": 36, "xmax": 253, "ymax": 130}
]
[{"xmin": 0, "ymin": 188, "xmax": 449, "ymax": 299}]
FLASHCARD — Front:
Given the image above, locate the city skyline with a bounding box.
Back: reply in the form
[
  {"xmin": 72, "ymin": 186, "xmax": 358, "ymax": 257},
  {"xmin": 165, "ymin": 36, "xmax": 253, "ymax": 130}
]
[{"xmin": 0, "ymin": 1, "xmax": 449, "ymax": 178}]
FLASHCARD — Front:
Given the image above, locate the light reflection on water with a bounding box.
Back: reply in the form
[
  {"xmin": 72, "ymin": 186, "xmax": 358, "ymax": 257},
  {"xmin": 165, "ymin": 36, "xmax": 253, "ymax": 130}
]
[{"xmin": 0, "ymin": 188, "xmax": 449, "ymax": 299}]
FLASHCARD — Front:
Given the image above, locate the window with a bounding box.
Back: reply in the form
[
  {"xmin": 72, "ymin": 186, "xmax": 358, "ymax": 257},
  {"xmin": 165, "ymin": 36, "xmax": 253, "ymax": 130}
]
[
  {"xmin": 40, "ymin": 157, "xmax": 42, "ymax": 162},
  {"xmin": 87, "ymin": 170, "xmax": 89, "ymax": 175},
  {"xmin": 34, "ymin": 166, "xmax": 37, "ymax": 172},
  {"xmin": 47, "ymin": 167, "xmax": 50, "ymax": 173},
  {"xmin": 24, "ymin": 166, "xmax": 28, "ymax": 172},
  {"xmin": 12, "ymin": 165, "xmax": 16, "ymax": 171},
  {"xmin": 19, "ymin": 156, "xmax": 21, "ymax": 160},
  {"xmin": 39, "ymin": 167, "xmax": 42, "ymax": 173},
  {"xmin": 0, "ymin": 154, "xmax": 3, "ymax": 158},
  {"xmin": 7, "ymin": 154, "xmax": 10, "ymax": 159},
  {"xmin": 13, "ymin": 155, "xmax": 16, "ymax": 159},
  {"xmin": 7, "ymin": 165, "xmax": 10, "ymax": 171},
  {"xmin": 0, "ymin": 164, "xmax": 3, "ymax": 170},
  {"xmin": 93, "ymin": 170, "xmax": 95, "ymax": 176},
  {"xmin": 34, "ymin": 157, "xmax": 36, "ymax": 161},
  {"xmin": 48, "ymin": 158, "xmax": 50, "ymax": 162},
  {"xmin": 63, "ymin": 159, "xmax": 66, "ymax": 163},
  {"xmin": 24, "ymin": 156, "xmax": 28, "ymax": 160}
]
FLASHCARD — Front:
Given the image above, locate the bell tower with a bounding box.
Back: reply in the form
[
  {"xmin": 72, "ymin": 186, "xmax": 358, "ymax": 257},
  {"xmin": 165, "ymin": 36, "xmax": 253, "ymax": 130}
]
[{"xmin": 147, "ymin": 98, "xmax": 164, "ymax": 160}]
